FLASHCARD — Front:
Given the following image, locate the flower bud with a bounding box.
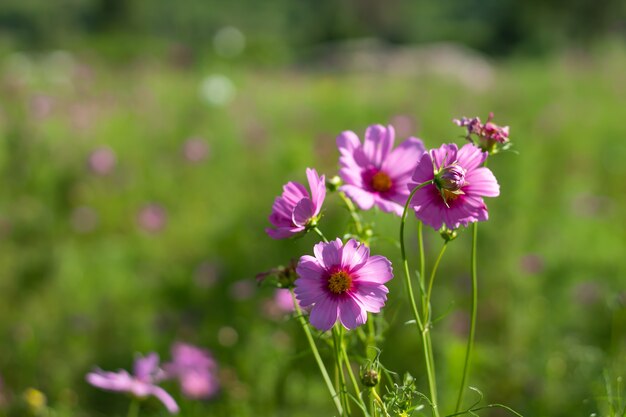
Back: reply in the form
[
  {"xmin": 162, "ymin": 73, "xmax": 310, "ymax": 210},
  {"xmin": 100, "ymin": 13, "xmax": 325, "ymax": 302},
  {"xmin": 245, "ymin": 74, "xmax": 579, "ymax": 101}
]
[
  {"xmin": 435, "ymin": 165, "xmax": 466, "ymax": 192},
  {"xmin": 361, "ymin": 369, "xmax": 379, "ymax": 387},
  {"xmin": 439, "ymin": 227, "xmax": 457, "ymax": 242},
  {"xmin": 326, "ymin": 175, "xmax": 342, "ymax": 192}
]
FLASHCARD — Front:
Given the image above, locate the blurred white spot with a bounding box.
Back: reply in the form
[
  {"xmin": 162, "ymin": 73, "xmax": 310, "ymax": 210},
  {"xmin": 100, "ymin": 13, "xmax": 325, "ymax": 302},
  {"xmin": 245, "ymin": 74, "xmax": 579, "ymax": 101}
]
[
  {"xmin": 200, "ymin": 74, "xmax": 236, "ymax": 106},
  {"xmin": 213, "ymin": 27, "xmax": 246, "ymax": 58},
  {"xmin": 217, "ymin": 326, "xmax": 238, "ymax": 347}
]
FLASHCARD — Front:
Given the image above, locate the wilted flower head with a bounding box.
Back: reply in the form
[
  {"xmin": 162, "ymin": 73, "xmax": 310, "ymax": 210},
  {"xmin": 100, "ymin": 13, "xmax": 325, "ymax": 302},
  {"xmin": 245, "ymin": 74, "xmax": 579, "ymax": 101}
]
[
  {"xmin": 164, "ymin": 343, "xmax": 219, "ymax": 400},
  {"xmin": 86, "ymin": 353, "xmax": 179, "ymax": 414},
  {"xmin": 337, "ymin": 124, "xmax": 425, "ymax": 216},
  {"xmin": 256, "ymin": 259, "xmax": 299, "ymax": 288},
  {"xmin": 295, "ymin": 238, "xmax": 393, "ymax": 331},
  {"xmin": 409, "ymin": 143, "xmax": 499, "ymax": 230},
  {"xmin": 266, "ymin": 168, "xmax": 326, "ymax": 239},
  {"xmin": 454, "ymin": 113, "xmax": 510, "ymax": 153}
]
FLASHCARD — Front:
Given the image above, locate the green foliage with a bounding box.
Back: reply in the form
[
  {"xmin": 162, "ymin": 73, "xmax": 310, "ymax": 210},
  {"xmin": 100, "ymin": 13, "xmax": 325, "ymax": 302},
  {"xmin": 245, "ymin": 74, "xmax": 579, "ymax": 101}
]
[{"xmin": 0, "ymin": 42, "xmax": 625, "ymax": 416}]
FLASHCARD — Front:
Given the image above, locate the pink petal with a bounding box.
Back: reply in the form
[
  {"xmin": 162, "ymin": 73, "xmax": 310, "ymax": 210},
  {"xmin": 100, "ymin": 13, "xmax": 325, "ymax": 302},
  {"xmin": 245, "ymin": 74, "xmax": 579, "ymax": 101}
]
[
  {"xmin": 292, "ymin": 198, "xmax": 315, "ymax": 227},
  {"xmin": 86, "ymin": 370, "xmax": 134, "ymax": 392},
  {"xmin": 363, "ymin": 125, "xmax": 394, "ymax": 167},
  {"xmin": 134, "ymin": 353, "xmax": 159, "ymax": 380},
  {"xmin": 351, "ymin": 282, "xmax": 388, "ymax": 313},
  {"xmin": 313, "ymin": 238, "xmax": 343, "ymax": 269},
  {"xmin": 430, "ymin": 143, "xmax": 458, "ymax": 169},
  {"xmin": 340, "ymin": 185, "xmax": 375, "ymax": 210},
  {"xmin": 382, "ymin": 137, "xmax": 426, "ymax": 178},
  {"xmin": 340, "ymin": 239, "xmax": 370, "ymax": 272},
  {"xmin": 456, "ymin": 143, "xmax": 487, "ymax": 171},
  {"xmin": 410, "ymin": 152, "xmax": 435, "ymax": 184},
  {"xmin": 265, "ymin": 225, "xmax": 305, "ymax": 239},
  {"xmin": 309, "ymin": 296, "xmax": 339, "ymax": 331},
  {"xmin": 354, "ymin": 255, "xmax": 393, "ymax": 284},
  {"xmin": 373, "ymin": 195, "xmax": 404, "ymax": 216},
  {"xmin": 338, "ymin": 296, "xmax": 367, "ymax": 330},
  {"xmin": 306, "ymin": 168, "xmax": 326, "ymax": 215},
  {"xmin": 464, "ymin": 167, "xmax": 500, "ymax": 197},
  {"xmin": 151, "ymin": 386, "xmax": 180, "ymax": 414},
  {"xmin": 296, "ymin": 255, "xmax": 325, "ymax": 280},
  {"xmin": 294, "ymin": 277, "xmax": 327, "ymax": 307}
]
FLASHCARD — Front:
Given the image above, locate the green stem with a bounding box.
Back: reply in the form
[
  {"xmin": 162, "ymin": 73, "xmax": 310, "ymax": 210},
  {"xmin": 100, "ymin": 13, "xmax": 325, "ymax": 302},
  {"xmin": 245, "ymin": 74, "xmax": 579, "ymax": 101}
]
[
  {"xmin": 127, "ymin": 399, "xmax": 140, "ymax": 417},
  {"xmin": 424, "ymin": 243, "xmax": 448, "ymax": 321},
  {"xmin": 418, "ymin": 221, "xmax": 426, "ymax": 288},
  {"xmin": 454, "ymin": 222, "xmax": 478, "ymax": 413},
  {"xmin": 312, "ymin": 226, "xmax": 329, "ymax": 243},
  {"xmin": 291, "ymin": 290, "xmax": 343, "ymax": 415},
  {"xmin": 341, "ymin": 345, "xmax": 365, "ymax": 409},
  {"xmin": 339, "ymin": 191, "xmax": 364, "ymax": 236},
  {"xmin": 333, "ymin": 326, "xmax": 351, "ymax": 416},
  {"xmin": 400, "ymin": 180, "xmax": 440, "ymax": 417},
  {"xmin": 371, "ymin": 388, "xmax": 390, "ymax": 417}
]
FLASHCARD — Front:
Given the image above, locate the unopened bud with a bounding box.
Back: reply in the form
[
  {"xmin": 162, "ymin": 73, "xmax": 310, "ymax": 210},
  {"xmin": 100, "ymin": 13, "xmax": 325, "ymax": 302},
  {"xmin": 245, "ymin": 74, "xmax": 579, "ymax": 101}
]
[
  {"xmin": 435, "ymin": 165, "xmax": 466, "ymax": 192},
  {"xmin": 327, "ymin": 176, "xmax": 342, "ymax": 192},
  {"xmin": 439, "ymin": 227, "xmax": 457, "ymax": 242},
  {"xmin": 361, "ymin": 369, "xmax": 379, "ymax": 387}
]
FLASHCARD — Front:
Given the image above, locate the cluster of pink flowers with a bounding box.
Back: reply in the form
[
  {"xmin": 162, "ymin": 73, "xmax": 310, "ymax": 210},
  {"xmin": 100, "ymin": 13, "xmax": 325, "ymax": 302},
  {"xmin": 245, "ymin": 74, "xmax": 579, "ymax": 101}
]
[
  {"xmin": 454, "ymin": 112, "xmax": 510, "ymax": 152},
  {"xmin": 264, "ymin": 116, "xmax": 505, "ymax": 332},
  {"xmin": 86, "ymin": 342, "xmax": 219, "ymax": 414}
]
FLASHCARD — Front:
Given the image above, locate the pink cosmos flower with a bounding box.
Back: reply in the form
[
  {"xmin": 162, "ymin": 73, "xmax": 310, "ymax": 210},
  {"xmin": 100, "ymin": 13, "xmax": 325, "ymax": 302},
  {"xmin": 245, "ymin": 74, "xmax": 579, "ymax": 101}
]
[
  {"xmin": 294, "ymin": 238, "xmax": 393, "ymax": 331},
  {"xmin": 409, "ymin": 143, "xmax": 499, "ymax": 230},
  {"xmin": 266, "ymin": 168, "xmax": 326, "ymax": 239},
  {"xmin": 164, "ymin": 343, "xmax": 219, "ymax": 400},
  {"xmin": 88, "ymin": 147, "xmax": 116, "ymax": 176},
  {"xmin": 337, "ymin": 124, "xmax": 425, "ymax": 216},
  {"xmin": 86, "ymin": 353, "xmax": 179, "ymax": 414}
]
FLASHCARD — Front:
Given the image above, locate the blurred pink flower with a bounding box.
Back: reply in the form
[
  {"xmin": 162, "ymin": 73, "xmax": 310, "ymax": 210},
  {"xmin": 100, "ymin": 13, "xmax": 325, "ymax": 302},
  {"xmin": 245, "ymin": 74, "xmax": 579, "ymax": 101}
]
[
  {"xmin": 274, "ymin": 289, "xmax": 295, "ymax": 313},
  {"xmin": 88, "ymin": 147, "xmax": 116, "ymax": 176},
  {"xmin": 409, "ymin": 143, "xmax": 499, "ymax": 230},
  {"xmin": 86, "ymin": 353, "xmax": 178, "ymax": 414},
  {"xmin": 70, "ymin": 206, "xmax": 98, "ymax": 233},
  {"xmin": 295, "ymin": 238, "xmax": 393, "ymax": 331},
  {"xmin": 137, "ymin": 204, "xmax": 167, "ymax": 232},
  {"xmin": 337, "ymin": 124, "xmax": 425, "ymax": 216},
  {"xmin": 164, "ymin": 343, "xmax": 219, "ymax": 400},
  {"xmin": 519, "ymin": 254, "xmax": 545, "ymax": 275},
  {"xmin": 182, "ymin": 137, "xmax": 210, "ymax": 163},
  {"xmin": 229, "ymin": 280, "xmax": 256, "ymax": 301},
  {"xmin": 266, "ymin": 168, "xmax": 326, "ymax": 239},
  {"xmin": 29, "ymin": 94, "xmax": 55, "ymax": 120}
]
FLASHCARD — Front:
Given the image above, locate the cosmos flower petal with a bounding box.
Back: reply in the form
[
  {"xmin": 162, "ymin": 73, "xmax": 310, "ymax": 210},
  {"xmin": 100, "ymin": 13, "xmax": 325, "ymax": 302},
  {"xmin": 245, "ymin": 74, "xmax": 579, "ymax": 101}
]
[
  {"xmin": 338, "ymin": 297, "xmax": 367, "ymax": 330},
  {"xmin": 296, "ymin": 255, "xmax": 325, "ymax": 280},
  {"xmin": 151, "ymin": 386, "xmax": 180, "ymax": 414},
  {"xmin": 374, "ymin": 195, "xmax": 404, "ymax": 216},
  {"xmin": 355, "ymin": 255, "xmax": 393, "ymax": 284},
  {"xmin": 410, "ymin": 152, "xmax": 435, "ymax": 184},
  {"xmin": 292, "ymin": 198, "xmax": 315, "ymax": 227},
  {"xmin": 382, "ymin": 137, "xmax": 426, "ymax": 178},
  {"xmin": 309, "ymin": 296, "xmax": 339, "ymax": 331},
  {"xmin": 363, "ymin": 124, "xmax": 395, "ymax": 167},
  {"xmin": 306, "ymin": 168, "xmax": 326, "ymax": 216},
  {"xmin": 340, "ymin": 184, "xmax": 375, "ymax": 210},
  {"xmin": 340, "ymin": 239, "xmax": 370, "ymax": 271},
  {"xmin": 456, "ymin": 143, "xmax": 487, "ymax": 171},
  {"xmin": 430, "ymin": 143, "xmax": 458, "ymax": 169},
  {"xmin": 351, "ymin": 283, "xmax": 388, "ymax": 313},
  {"xmin": 265, "ymin": 226, "xmax": 305, "ymax": 239},
  {"xmin": 134, "ymin": 353, "xmax": 160, "ymax": 380},
  {"xmin": 464, "ymin": 167, "xmax": 500, "ymax": 197},
  {"xmin": 86, "ymin": 370, "xmax": 134, "ymax": 392}
]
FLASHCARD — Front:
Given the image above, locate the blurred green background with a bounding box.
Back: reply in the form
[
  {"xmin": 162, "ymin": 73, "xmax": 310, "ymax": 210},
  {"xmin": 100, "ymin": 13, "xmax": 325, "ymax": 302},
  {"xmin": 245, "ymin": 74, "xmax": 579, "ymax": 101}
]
[{"xmin": 1, "ymin": 1, "xmax": 625, "ymax": 416}]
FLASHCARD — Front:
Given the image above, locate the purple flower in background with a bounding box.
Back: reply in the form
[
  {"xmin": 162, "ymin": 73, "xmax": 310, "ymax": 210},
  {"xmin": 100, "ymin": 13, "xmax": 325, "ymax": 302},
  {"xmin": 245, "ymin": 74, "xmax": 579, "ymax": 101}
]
[
  {"xmin": 88, "ymin": 147, "xmax": 116, "ymax": 176},
  {"xmin": 295, "ymin": 238, "xmax": 393, "ymax": 331},
  {"xmin": 86, "ymin": 353, "xmax": 179, "ymax": 414},
  {"xmin": 274, "ymin": 288, "xmax": 296, "ymax": 313},
  {"xmin": 164, "ymin": 343, "xmax": 219, "ymax": 400},
  {"xmin": 337, "ymin": 124, "xmax": 425, "ymax": 216},
  {"xmin": 137, "ymin": 204, "xmax": 167, "ymax": 232},
  {"xmin": 266, "ymin": 168, "xmax": 326, "ymax": 239},
  {"xmin": 409, "ymin": 143, "xmax": 499, "ymax": 230},
  {"xmin": 182, "ymin": 137, "xmax": 210, "ymax": 163}
]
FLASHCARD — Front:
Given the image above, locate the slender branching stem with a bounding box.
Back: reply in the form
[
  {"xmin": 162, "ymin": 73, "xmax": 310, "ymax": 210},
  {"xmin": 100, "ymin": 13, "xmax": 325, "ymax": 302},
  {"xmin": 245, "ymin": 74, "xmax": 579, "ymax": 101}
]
[
  {"xmin": 454, "ymin": 222, "xmax": 479, "ymax": 413},
  {"xmin": 424, "ymin": 242, "xmax": 448, "ymax": 322},
  {"xmin": 333, "ymin": 326, "xmax": 351, "ymax": 416},
  {"xmin": 400, "ymin": 180, "xmax": 440, "ymax": 417},
  {"xmin": 339, "ymin": 191, "xmax": 364, "ymax": 237},
  {"xmin": 290, "ymin": 290, "xmax": 343, "ymax": 415}
]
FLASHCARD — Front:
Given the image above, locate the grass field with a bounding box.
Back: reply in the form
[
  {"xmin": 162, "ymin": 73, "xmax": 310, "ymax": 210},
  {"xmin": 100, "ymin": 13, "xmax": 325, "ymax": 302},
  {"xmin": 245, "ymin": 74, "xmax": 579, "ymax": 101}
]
[{"xmin": 0, "ymin": 41, "xmax": 625, "ymax": 416}]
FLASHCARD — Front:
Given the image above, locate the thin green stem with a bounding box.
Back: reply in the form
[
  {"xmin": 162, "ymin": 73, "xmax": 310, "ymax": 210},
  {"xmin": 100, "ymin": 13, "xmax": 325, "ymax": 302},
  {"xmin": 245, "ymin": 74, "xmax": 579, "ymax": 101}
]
[
  {"xmin": 339, "ymin": 191, "xmax": 364, "ymax": 236},
  {"xmin": 290, "ymin": 290, "xmax": 343, "ymax": 415},
  {"xmin": 333, "ymin": 326, "xmax": 351, "ymax": 416},
  {"xmin": 341, "ymin": 345, "xmax": 365, "ymax": 409},
  {"xmin": 371, "ymin": 388, "xmax": 390, "ymax": 417},
  {"xmin": 311, "ymin": 226, "xmax": 329, "ymax": 243},
  {"xmin": 127, "ymin": 399, "xmax": 140, "ymax": 417},
  {"xmin": 454, "ymin": 222, "xmax": 479, "ymax": 413},
  {"xmin": 424, "ymin": 243, "xmax": 448, "ymax": 321},
  {"xmin": 400, "ymin": 180, "xmax": 440, "ymax": 417},
  {"xmin": 418, "ymin": 221, "xmax": 426, "ymax": 287}
]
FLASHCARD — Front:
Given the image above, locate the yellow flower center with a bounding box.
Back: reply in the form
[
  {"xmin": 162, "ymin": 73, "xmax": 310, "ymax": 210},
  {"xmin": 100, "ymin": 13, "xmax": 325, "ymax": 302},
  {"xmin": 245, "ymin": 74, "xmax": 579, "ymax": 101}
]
[
  {"xmin": 327, "ymin": 270, "xmax": 352, "ymax": 294},
  {"xmin": 371, "ymin": 171, "xmax": 392, "ymax": 193},
  {"xmin": 441, "ymin": 189, "xmax": 461, "ymax": 203}
]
